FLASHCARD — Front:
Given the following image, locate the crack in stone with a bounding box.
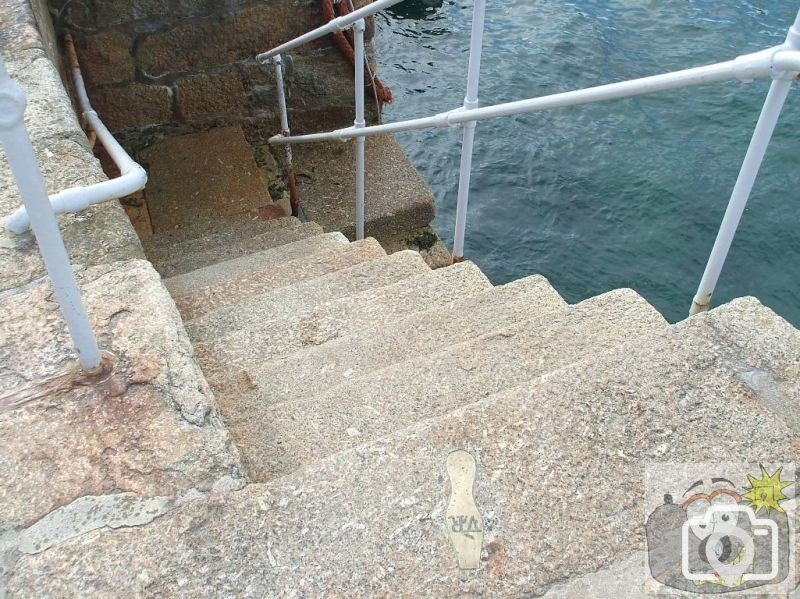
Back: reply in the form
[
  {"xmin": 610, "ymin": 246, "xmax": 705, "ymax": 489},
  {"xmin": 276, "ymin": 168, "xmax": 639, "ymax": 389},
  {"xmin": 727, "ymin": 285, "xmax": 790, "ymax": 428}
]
[
  {"xmin": 1, "ymin": 475, "xmax": 247, "ymax": 591},
  {"xmin": 17, "ymin": 492, "xmax": 174, "ymax": 555}
]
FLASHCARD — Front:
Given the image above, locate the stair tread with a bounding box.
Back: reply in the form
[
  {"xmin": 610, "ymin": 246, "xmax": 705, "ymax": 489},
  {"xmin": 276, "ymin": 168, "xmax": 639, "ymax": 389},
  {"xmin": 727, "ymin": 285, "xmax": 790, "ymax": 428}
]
[
  {"xmin": 142, "ymin": 215, "xmax": 300, "ymax": 255},
  {"xmin": 164, "ymin": 232, "xmax": 349, "ymax": 298},
  {"xmin": 21, "ymin": 298, "xmax": 799, "ymax": 596},
  {"xmin": 173, "ymin": 238, "xmax": 387, "ymax": 321},
  {"xmin": 145, "ymin": 220, "xmax": 322, "ymax": 278},
  {"xmin": 185, "ymin": 250, "xmax": 430, "ymax": 343},
  {"xmin": 231, "ymin": 287, "xmax": 667, "ymax": 481},
  {"xmin": 235, "ymin": 273, "xmax": 567, "ymax": 406},
  {"xmin": 195, "ymin": 261, "xmax": 493, "ymax": 387}
]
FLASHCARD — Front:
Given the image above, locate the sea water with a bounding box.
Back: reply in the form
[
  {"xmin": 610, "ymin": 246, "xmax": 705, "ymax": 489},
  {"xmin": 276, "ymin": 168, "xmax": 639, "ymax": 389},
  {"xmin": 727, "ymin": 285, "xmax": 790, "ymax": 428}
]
[{"xmin": 375, "ymin": 0, "xmax": 800, "ymax": 324}]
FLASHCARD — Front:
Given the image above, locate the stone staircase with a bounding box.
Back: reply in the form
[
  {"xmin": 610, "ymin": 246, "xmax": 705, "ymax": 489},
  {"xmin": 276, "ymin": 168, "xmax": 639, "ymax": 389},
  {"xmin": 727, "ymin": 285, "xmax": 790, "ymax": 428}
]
[{"xmin": 14, "ymin": 215, "xmax": 799, "ymax": 595}]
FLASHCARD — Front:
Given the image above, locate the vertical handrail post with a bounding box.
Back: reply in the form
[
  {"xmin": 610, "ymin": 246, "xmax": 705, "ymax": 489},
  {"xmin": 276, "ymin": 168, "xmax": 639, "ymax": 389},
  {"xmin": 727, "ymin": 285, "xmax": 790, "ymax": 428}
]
[
  {"xmin": 689, "ymin": 13, "xmax": 799, "ymax": 315},
  {"xmin": 452, "ymin": 0, "xmax": 487, "ymax": 261},
  {"xmin": 354, "ymin": 18, "xmax": 367, "ymax": 241},
  {"xmin": 0, "ymin": 56, "xmax": 102, "ymax": 371},
  {"xmin": 273, "ymin": 54, "xmax": 300, "ymax": 216}
]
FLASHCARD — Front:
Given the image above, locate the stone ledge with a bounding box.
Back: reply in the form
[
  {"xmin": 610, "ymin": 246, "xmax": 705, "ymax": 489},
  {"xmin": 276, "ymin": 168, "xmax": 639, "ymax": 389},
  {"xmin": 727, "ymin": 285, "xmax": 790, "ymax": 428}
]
[
  {"xmin": 0, "ymin": 6, "xmax": 245, "ymax": 595},
  {"xmin": 294, "ymin": 134, "xmax": 437, "ymax": 241},
  {"xmin": 0, "ymin": 2, "xmax": 144, "ymax": 291},
  {"xmin": 0, "ymin": 0, "xmax": 46, "ymax": 62},
  {"xmin": 0, "ymin": 259, "xmax": 245, "ymax": 533}
]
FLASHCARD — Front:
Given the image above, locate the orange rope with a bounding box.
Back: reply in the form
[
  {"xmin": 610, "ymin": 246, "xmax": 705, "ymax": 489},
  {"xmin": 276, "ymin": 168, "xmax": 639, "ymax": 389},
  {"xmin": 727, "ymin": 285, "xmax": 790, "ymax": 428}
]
[{"xmin": 322, "ymin": 0, "xmax": 393, "ymax": 105}]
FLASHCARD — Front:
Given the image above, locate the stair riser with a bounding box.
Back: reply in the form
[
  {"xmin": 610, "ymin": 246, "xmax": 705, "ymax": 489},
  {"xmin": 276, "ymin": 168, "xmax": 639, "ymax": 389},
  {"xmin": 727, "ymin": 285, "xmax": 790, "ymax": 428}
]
[
  {"xmin": 195, "ymin": 263, "xmax": 493, "ymax": 388},
  {"xmin": 165, "ymin": 232, "xmax": 349, "ymax": 298},
  {"xmin": 142, "ymin": 217, "xmax": 300, "ymax": 256},
  {"xmin": 149, "ymin": 221, "xmax": 323, "ymax": 278},
  {"xmin": 240, "ymin": 275, "xmax": 567, "ymax": 406},
  {"xmin": 175, "ymin": 239, "xmax": 387, "ymax": 321},
  {"xmin": 184, "ymin": 251, "xmax": 431, "ymax": 344},
  {"xmin": 237, "ymin": 289, "xmax": 667, "ymax": 481}
]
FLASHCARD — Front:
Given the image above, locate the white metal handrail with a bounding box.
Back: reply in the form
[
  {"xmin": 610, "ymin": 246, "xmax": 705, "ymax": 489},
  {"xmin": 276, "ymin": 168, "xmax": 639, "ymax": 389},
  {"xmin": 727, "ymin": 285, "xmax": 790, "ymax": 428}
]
[
  {"xmin": 267, "ymin": 46, "xmax": 800, "ymax": 144},
  {"xmin": 4, "ymin": 34, "xmax": 147, "ymax": 234},
  {"xmin": 258, "ymin": 0, "xmax": 481, "ymax": 242},
  {"xmin": 262, "ymin": 9, "xmax": 378, "ymax": 239},
  {"xmin": 353, "ymin": 19, "xmax": 367, "ymax": 241},
  {"xmin": 0, "ymin": 55, "xmax": 102, "ymax": 371},
  {"xmin": 256, "ymin": 0, "xmax": 406, "ymax": 63},
  {"xmin": 261, "ymin": 2, "xmax": 800, "ymax": 316}
]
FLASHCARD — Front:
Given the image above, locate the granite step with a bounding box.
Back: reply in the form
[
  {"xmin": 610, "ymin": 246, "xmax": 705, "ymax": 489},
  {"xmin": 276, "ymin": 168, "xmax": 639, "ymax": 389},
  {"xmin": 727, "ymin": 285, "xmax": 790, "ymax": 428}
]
[
  {"xmin": 145, "ymin": 220, "xmax": 323, "ymax": 279},
  {"xmin": 172, "ymin": 238, "xmax": 387, "ymax": 321},
  {"xmin": 164, "ymin": 232, "xmax": 349, "ymax": 299},
  {"xmin": 141, "ymin": 215, "xmax": 299, "ymax": 257},
  {"xmin": 233, "ymin": 288, "xmax": 666, "ymax": 481},
  {"xmin": 194, "ymin": 261, "xmax": 493, "ymax": 388},
  {"xmin": 295, "ymin": 134, "xmax": 436, "ymax": 242},
  {"xmin": 240, "ymin": 273, "xmax": 567, "ymax": 407},
  {"xmin": 185, "ymin": 250, "xmax": 430, "ymax": 344},
  {"xmin": 17, "ymin": 298, "xmax": 799, "ymax": 596},
  {"xmin": 140, "ymin": 125, "xmax": 280, "ymax": 233}
]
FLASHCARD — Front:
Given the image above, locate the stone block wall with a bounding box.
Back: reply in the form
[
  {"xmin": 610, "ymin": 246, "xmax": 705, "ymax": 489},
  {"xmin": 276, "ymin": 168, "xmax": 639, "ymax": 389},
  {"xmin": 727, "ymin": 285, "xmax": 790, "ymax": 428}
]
[{"xmin": 47, "ymin": 0, "xmax": 360, "ymax": 147}]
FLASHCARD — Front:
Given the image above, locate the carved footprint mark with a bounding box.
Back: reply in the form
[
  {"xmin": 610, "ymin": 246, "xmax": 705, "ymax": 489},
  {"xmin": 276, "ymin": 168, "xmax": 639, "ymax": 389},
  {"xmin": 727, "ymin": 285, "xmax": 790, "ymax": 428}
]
[{"xmin": 446, "ymin": 450, "xmax": 483, "ymax": 569}]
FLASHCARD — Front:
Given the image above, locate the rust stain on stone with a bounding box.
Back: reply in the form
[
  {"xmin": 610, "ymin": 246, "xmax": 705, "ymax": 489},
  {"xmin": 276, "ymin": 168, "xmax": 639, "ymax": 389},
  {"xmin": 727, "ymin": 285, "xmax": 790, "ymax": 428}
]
[
  {"xmin": 0, "ymin": 351, "xmax": 164, "ymax": 412},
  {"xmin": 0, "ymin": 352, "xmax": 113, "ymax": 413},
  {"xmin": 485, "ymin": 537, "xmax": 506, "ymax": 576}
]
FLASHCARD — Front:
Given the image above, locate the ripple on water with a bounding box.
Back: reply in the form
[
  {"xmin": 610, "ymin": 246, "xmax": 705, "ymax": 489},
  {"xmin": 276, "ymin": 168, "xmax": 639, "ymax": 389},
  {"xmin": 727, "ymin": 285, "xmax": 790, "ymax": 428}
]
[{"xmin": 376, "ymin": 0, "xmax": 800, "ymax": 324}]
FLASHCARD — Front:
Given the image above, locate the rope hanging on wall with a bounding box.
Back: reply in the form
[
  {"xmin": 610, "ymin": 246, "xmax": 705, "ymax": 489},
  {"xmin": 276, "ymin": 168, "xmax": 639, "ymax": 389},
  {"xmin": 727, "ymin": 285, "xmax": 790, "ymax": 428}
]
[{"xmin": 321, "ymin": 0, "xmax": 394, "ymax": 105}]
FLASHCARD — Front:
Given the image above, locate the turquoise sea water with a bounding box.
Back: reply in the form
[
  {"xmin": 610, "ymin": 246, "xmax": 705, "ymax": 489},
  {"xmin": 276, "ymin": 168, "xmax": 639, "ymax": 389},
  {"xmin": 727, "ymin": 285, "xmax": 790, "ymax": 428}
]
[{"xmin": 374, "ymin": 1, "xmax": 800, "ymax": 324}]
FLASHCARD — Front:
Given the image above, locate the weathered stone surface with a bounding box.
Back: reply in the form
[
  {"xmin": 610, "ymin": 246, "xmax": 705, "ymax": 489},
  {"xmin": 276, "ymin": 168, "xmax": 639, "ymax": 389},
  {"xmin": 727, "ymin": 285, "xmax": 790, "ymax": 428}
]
[
  {"xmin": 8, "ymin": 298, "xmax": 798, "ymax": 596},
  {"xmin": 0, "ymin": 260, "xmax": 244, "ymax": 535},
  {"xmin": 28, "ymin": 0, "xmax": 58, "ymax": 64},
  {"xmin": 237, "ymin": 288, "xmax": 666, "ymax": 480},
  {"xmin": 17, "ymin": 492, "xmax": 173, "ymax": 555},
  {"xmin": 185, "ymin": 250, "xmax": 429, "ymax": 342},
  {"xmin": 0, "ymin": 136, "xmax": 100, "ymax": 221},
  {"xmin": 244, "ymin": 273, "xmax": 567, "ymax": 407},
  {"xmin": 148, "ymin": 221, "xmax": 325, "ymax": 279},
  {"xmin": 196, "ymin": 261, "xmax": 491, "ymax": 376},
  {"xmin": 173, "ymin": 238, "xmax": 387, "ymax": 321},
  {"xmin": 76, "ymin": 31, "xmax": 134, "ymax": 87},
  {"xmin": 164, "ymin": 232, "xmax": 348, "ymax": 297},
  {"xmin": 139, "ymin": 126, "xmax": 270, "ymax": 233},
  {"xmin": 295, "ymin": 134, "xmax": 437, "ymax": 241},
  {"xmin": 175, "ymin": 71, "xmax": 245, "ymax": 120},
  {"xmin": 381, "ymin": 225, "xmax": 453, "ymax": 269},
  {"xmin": 119, "ymin": 190, "xmax": 153, "ymax": 236},
  {"xmin": 137, "ymin": 2, "xmax": 323, "ymax": 77},
  {"xmin": 142, "ymin": 215, "xmax": 299, "ymax": 255},
  {"xmin": 173, "ymin": 0, "xmax": 236, "ymax": 19},
  {"xmin": 0, "ymin": 29, "xmax": 143, "ymax": 292},
  {"xmin": 0, "ymin": 0, "xmax": 46, "ymax": 61},
  {"xmin": 91, "ymin": 83, "xmax": 173, "ymax": 131},
  {"xmin": 8, "ymin": 53, "xmax": 87, "ymax": 147},
  {"xmin": 539, "ymin": 551, "xmax": 655, "ymax": 597},
  {"xmin": 93, "ymin": 0, "xmax": 171, "ymax": 27},
  {"xmin": 240, "ymin": 59, "xmax": 276, "ymax": 87},
  {"xmin": 244, "ymin": 50, "xmax": 356, "ymax": 129},
  {"xmin": 0, "ymin": 184, "xmax": 143, "ymax": 294}
]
